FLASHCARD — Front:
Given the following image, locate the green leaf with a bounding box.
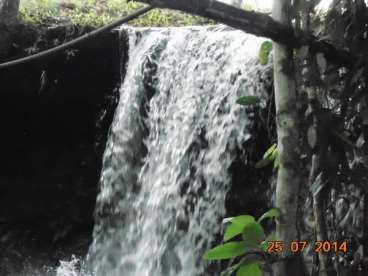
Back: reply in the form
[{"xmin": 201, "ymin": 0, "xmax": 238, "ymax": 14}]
[
  {"xmin": 224, "ymin": 215, "xmax": 255, "ymax": 241},
  {"xmin": 256, "ymin": 144, "xmax": 278, "ymax": 169},
  {"xmin": 242, "ymin": 221, "xmax": 265, "ymax": 246},
  {"xmin": 270, "ymin": 148, "xmax": 278, "ymax": 161},
  {"xmin": 236, "ymin": 96, "xmax": 260, "ymax": 106},
  {"xmin": 263, "ymin": 144, "xmax": 277, "ymax": 159},
  {"xmin": 259, "ymin": 41, "xmax": 273, "ymax": 65},
  {"xmin": 203, "ymin": 241, "xmax": 249, "ymax": 260},
  {"xmin": 258, "ymin": 208, "xmax": 280, "ymax": 223},
  {"xmin": 236, "ymin": 262, "xmax": 262, "ymax": 276}
]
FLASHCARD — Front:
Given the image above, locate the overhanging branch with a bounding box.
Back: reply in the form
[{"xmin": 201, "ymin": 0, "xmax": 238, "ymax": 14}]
[
  {"xmin": 0, "ymin": 5, "xmax": 154, "ymax": 71},
  {"xmin": 138, "ymin": 0, "xmax": 354, "ymax": 68}
]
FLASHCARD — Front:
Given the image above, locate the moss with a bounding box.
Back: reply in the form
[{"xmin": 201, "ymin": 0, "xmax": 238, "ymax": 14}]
[{"xmin": 19, "ymin": 0, "xmax": 213, "ymax": 27}]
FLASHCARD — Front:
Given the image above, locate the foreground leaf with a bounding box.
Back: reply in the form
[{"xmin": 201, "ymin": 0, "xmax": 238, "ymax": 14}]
[
  {"xmin": 203, "ymin": 241, "xmax": 249, "ymax": 260},
  {"xmin": 259, "ymin": 41, "xmax": 273, "ymax": 65},
  {"xmin": 236, "ymin": 96, "xmax": 260, "ymax": 106},
  {"xmin": 258, "ymin": 208, "xmax": 280, "ymax": 223},
  {"xmin": 224, "ymin": 215, "xmax": 255, "ymax": 241},
  {"xmin": 237, "ymin": 262, "xmax": 262, "ymax": 276},
  {"xmin": 263, "ymin": 144, "xmax": 277, "ymax": 159},
  {"xmin": 242, "ymin": 221, "xmax": 265, "ymax": 245},
  {"xmin": 256, "ymin": 144, "xmax": 278, "ymax": 169}
]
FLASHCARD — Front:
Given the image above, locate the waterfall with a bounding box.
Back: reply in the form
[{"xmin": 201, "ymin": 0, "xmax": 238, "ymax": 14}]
[{"xmin": 86, "ymin": 26, "xmax": 271, "ymax": 276}]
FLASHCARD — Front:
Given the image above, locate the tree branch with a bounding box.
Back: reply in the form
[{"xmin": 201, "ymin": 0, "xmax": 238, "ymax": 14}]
[
  {"xmin": 138, "ymin": 0, "xmax": 354, "ymax": 68},
  {"xmin": 0, "ymin": 5, "xmax": 154, "ymax": 70}
]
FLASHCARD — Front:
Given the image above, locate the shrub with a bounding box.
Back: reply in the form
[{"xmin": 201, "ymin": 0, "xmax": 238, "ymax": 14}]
[{"xmin": 19, "ymin": 0, "xmax": 213, "ymax": 27}]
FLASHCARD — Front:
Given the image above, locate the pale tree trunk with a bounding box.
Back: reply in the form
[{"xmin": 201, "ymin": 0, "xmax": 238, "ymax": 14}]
[
  {"xmin": 0, "ymin": 0, "xmax": 20, "ymax": 24},
  {"xmin": 0, "ymin": 0, "xmax": 20, "ymax": 58},
  {"xmin": 272, "ymin": 0, "xmax": 303, "ymax": 275}
]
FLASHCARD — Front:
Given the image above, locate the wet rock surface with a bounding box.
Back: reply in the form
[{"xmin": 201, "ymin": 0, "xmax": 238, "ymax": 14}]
[{"xmin": 0, "ymin": 25, "xmax": 121, "ymax": 275}]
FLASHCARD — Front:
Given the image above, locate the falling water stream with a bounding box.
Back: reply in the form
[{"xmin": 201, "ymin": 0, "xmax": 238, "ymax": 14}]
[{"xmin": 57, "ymin": 26, "xmax": 271, "ymax": 276}]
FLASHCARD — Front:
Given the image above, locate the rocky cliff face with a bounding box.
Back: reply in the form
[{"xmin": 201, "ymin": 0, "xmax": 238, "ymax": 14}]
[{"xmin": 0, "ymin": 25, "xmax": 122, "ymax": 275}]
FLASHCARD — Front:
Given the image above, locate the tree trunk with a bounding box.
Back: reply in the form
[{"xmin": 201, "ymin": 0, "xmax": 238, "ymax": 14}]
[
  {"xmin": 300, "ymin": 4, "xmax": 336, "ymax": 274},
  {"xmin": 0, "ymin": 0, "xmax": 20, "ymax": 59},
  {"xmin": 272, "ymin": 0, "xmax": 303, "ymax": 275},
  {"xmin": 0, "ymin": 0, "xmax": 20, "ymax": 24}
]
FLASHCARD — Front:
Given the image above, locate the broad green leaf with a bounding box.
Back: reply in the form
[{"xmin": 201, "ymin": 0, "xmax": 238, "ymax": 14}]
[
  {"xmin": 203, "ymin": 241, "xmax": 249, "ymax": 260},
  {"xmin": 258, "ymin": 208, "xmax": 280, "ymax": 223},
  {"xmin": 236, "ymin": 262, "xmax": 262, "ymax": 276},
  {"xmin": 259, "ymin": 41, "xmax": 273, "ymax": 65},
  {"xmin": 231, "ymin": 215, "xmax": 256, "ymax": 225},
  {"xmin": 236, "ymin": 96, "xmax": 260, "ymax": 106},
  {"xmin": 263, "ymin": 144, "xmax": 277, "ymax": 159},
  {"xmin": 242, "ymin": 221, "xmax": 265, "ymax": 246},
  {"xmin": 224, "ymin": 215, "xmax": 255, "ymax": 241}
]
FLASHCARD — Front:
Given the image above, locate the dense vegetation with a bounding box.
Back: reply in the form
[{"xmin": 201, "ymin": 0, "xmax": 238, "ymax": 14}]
[
  {"xmin": 2, "ymin": 0, "xmax": 368, "ymax": 275},
  {"xmin": 19, "ymin": 0, "xmax": 212, "ymax": 27},
  {"xmin": 202, "ymin": 0, "xmax": 368, "ymax": 275}
]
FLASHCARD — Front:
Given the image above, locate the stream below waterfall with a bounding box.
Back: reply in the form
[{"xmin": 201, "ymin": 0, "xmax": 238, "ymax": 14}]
[{"xmin": 56, "ymin": 25, "xmax": 272, "ymax": 276}]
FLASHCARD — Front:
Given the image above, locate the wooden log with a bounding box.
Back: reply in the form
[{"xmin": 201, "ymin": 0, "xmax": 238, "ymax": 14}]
[{"xmin": 138, "ymin": 0, "xmax": 354, "ymax": 68}]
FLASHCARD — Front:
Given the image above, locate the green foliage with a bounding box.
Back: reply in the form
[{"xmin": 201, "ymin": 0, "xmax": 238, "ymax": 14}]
[
  {"xmin": 258, "ymin": 41, "xmax": 273, "ymax": 65},
  {"xmin": 204, "ymin": 208, "xmax": 279, "ymax": 276},
  {"xmin": 203, "ymin": 241, "xmax": 249, "ymax": 260},
  {"xmin": 19, "ymin": 0, "xmax": 212, "ymax": 27},
  {"xmin": 224, "ymin": 215, "xmax": 255, "ymax": 242},
  {"xmin": 237, "ymin": 262, "xmax": 262, "ymax": 276},
  {"xmin": 241, "ymin": 220, "xmax": 265, "ymax": 245},
  {"xmin": 255, "ymin": 144, "xmax": 279, "ymax": 169},
  {"xmin": 258, "ymin": 208, "xmax": 279, "ymax": 223},
  {"xmin": 236, "ymin": 96, "xmax": 260, "ymax": 106}
]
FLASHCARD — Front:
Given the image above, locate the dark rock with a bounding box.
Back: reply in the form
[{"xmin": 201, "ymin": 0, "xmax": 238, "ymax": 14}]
[{"xmin": 0, "ymin": 25, "xmax": 121, "ymax": 274}]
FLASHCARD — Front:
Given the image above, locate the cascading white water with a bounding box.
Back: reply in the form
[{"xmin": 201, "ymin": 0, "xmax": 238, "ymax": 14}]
[{"xmin": 87, "ymin": 26, "xmax": 271, "ymax": 276}]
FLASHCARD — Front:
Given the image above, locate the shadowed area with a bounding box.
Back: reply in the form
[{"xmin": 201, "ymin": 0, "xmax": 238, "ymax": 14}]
[{"xmin": 0, "ymin": 25, "xmax": 121, "ymax": 275}]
